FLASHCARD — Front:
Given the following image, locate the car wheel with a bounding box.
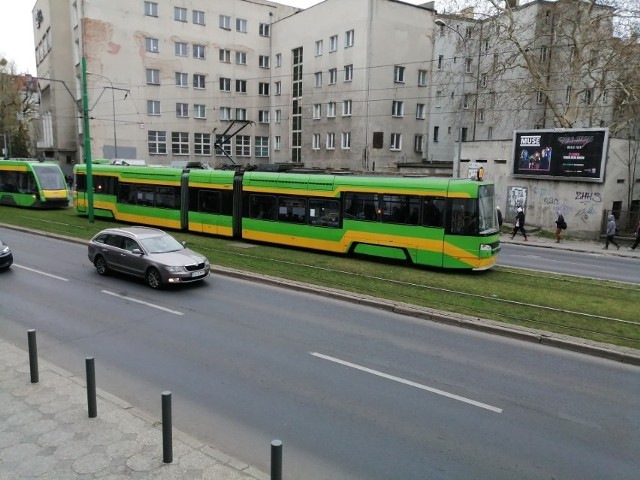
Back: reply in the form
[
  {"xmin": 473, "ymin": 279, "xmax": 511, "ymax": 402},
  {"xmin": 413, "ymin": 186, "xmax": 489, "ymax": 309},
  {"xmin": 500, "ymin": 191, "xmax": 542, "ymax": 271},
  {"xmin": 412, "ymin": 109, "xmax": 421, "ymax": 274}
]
[
  {"xmin": 94, "ymin": 256, "xmax": 109, "ymax": 275},
  {"xmin": 146, "ymin": 267, "xmax": 163, "ymax": 289}
]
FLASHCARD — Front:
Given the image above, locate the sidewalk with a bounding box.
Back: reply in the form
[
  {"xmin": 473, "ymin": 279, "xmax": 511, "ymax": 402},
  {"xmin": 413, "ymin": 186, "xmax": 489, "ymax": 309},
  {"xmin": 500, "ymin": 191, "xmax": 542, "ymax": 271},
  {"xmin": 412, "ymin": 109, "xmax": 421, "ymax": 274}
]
[
  {"xmin": 501, "ymin": 231, "xmax": 640, "ymax": 258},
  {"xmin": 0, "ymin": 338, "xmax": 266, "ymax": 480}
]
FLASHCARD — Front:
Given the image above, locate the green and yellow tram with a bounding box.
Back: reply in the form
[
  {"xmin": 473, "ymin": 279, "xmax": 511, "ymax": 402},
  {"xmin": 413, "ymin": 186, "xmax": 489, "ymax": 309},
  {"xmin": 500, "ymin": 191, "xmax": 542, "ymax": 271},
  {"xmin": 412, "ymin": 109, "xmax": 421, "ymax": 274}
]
[
  {"xmin": 74, "ymin": 164, "xmax": 500, "ymax": 270},
  {"xmin": 0, "ymin": 159, "xmax": 69, "ymax": 208}
]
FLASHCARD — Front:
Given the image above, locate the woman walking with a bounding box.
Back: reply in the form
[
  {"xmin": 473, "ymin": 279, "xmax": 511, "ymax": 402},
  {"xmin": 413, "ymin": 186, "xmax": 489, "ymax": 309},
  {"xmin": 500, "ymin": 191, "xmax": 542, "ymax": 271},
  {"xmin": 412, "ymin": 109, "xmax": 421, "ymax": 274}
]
[{"xmin": 510, "ymin": 207, "xmax": 528, "ymax": 241}]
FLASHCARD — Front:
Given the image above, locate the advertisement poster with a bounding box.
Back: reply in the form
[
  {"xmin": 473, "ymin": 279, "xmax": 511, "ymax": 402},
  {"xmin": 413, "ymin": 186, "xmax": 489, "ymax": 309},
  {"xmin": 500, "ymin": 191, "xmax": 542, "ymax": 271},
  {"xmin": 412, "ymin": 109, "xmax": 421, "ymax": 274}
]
[{"xmin": 512, "ymin": 128, "xmax": 608, "ymax": 182}]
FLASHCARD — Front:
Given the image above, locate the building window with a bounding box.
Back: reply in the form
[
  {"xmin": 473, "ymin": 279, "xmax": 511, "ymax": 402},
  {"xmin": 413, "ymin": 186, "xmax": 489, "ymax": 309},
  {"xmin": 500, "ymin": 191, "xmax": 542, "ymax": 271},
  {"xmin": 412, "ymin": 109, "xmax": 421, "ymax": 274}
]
[
  {"xmin": 314, "ymin": 72, "xmax": 322, "ymax": 87},
  {"xmin": 175, "ymin": 42, "xmax": 188, "ymax": 57},
  {"xmin": 394, "ymin": 65, "xmax": 405, "ymax": 83},
  {"xmin": 273, "ymin": 136, "xmax": 281, "ymax": 151},
  {"xmin": 145, "ymin": 37, "xmax": 159, "ymax": 53},
  {"xmin": 236, "ymin": 18, "xmax": 247, "ymax": 33},
  {"xmin": 329, "ymin": 68, "xmax": 337, "ymax": 85},
  {"xmin": 329, "ymin": 35, "xmax": 338, "ymax": 52},
  {"xmin": 219, "ymin": 49, "xmax": 231, "ymax": 63},
  {"xmin": 565, "ymin": 86, "xmax": 572, "ymax": 104},
  {"xmin": 326, "ymin": 132, "xmax": 335, "ymax": 150},
  {"xmin": 488, "ymin": 126, "xmax": 493, "ymax": 140},
  {"xmin": 148, "ymin": 130, "xmax": 166, "ymax": 154},
  {"xmin": 219, "ymin": 15, "xmax": 231, "ymax": 30},
  {"xmin": 436, "ymin": 90, "xmax": 442, "ymax": 107},
  {"xmin": 175, "ymin": 72, "xmax": 188, "ymax": 87},
  {"xmin": 461, "ymin": 127, "xmax": 468, "ymax": 142},
  {"xmin": 315, "ymin": 40, "xmax": 323, "ymax": 56},
  {"xmin": 259, "ymin": 23, "xmax": 270, "ymax": 37},
  {"xmin": 235, "ymin": 51, "xmax": 247, "ymax": 65},
  {"xmin": 219, "ymin": 107, "xmax": 231, "ymax": 121},
  {"xmin": 172, "ymin": 132, "xmax": 189, "ymax": 155},
  {"xmin": 341, "ymin": 132, "xmax": 351, "ymax": 149},
  {"xmin": 176, "ymin": 103, "xmax": 188, "ymax": 118},
  {"xmin": 478, "ymin": 109, "xmax": 485, "ymax": 122},
  {"xmin": 602, "ymin": 89, "xmax": 608, "ymax": 104},
  {"xmin": 465, "ymin": 58, "xmax": 472, "ymax": 73},
  {"xmin": 193, "ymin": 44, "xmax": 205, "ymax": 59},
  {"xmin": 194, "ymin": 133, "xmax": 211, "ymax": 155},
  {"xmin": 438, "ymin": 55, "xmax": 443, "ymax": 70},
  {"xmin": 174, "ymin": 7, "xmax": 187, "ymax": 22},
  {"xmin": 193, "ymin": 10, "xmax": 205, "ymax": 25},
  {"xmin": 236, "ymin": 135, "xmax": 251, "ymax": 157},
  {"xmin": 582, "ymin": 89, "xmax": 592, "ymax": 105},
  {"xmin": 275, "ymin": 110, "xmax": 281, "ymax": 123},
  {"xmin": 327, "ymin": 101, "xmax": 336, "ymax": 118},
  {"xmin": 414, "ymin": 134, "xmax": 424, "ymax": 153},
  {"xmin": 342, "ymin": 99, "xmax": 352, "ymax": 116},
  {"xmin": 193, "ymin": 74, "xmax": 206, "ymax": 89},
  {"xmin": 258, "ymin": 110, "xmax": 270, "ymax": 123},
  {"xmin": 536, "ymin": 91, "xmax": 544, "ymax": 104},
  {"xmin": 465, "ymin": 26, "xmax": 473, "ymax": 38},
  {"xmin": 235, "ymin": 79, "xmax": 247, "ymax": 93},
  {"xmin": 433, "ymin": 126, "xmax": 439, "ymax": 143},
  {"xmin": 258, "ymin": 82, "xmax": 269, "ymax": 96},
  {"xmin": 275, "ymin": 53, "xmax": 282, "ymax": 67},
  {"xmin": 219, "ymin": 77, "xmax": 231, "ymax": 92},
  {"xmin": 144, "ymin": 2, "xmax": 158, "ymax": 17},
  {"xmin": 481, "ymin": 73, "xmax": 487, "ymax": 87},
  {"xmin": 540, "ymin": 46, "xmax": 548, "ymax": 63},
  {"xmin": 390, "ymin": 133, "xmax": 402, "ymax": 151},
  {"xmin": 416, "ymin": 103, "xmax": 425, "ymax": 119},
  {"xmin": 259, "ymin": 55, "xmax": 270, "ymax": 68},
  {"xmin": 147, "ymin": 100, "xmax": 160, "ymax": 115},
  {"xmin": 345, "ymin": 29, "xmax": 354, "ymax": 47},
  {"xmin": 255, "ymin": 136, "xmax": 269, "ymax": 157},
  {"xmin": 463, "ymin": 94, "xmax": 470, "ymax": 109},
  {"xmin": 344, "ymin": 64, "xmax": 353, "ymax": 82},
  {"xmin": 274, "ymin": 81, "xmax": 281, "ymax": 95},
  {"xmin": 312, "ymin": 134, "xmax": 321, "ymax": 150},
  {"xmin": 146, "ymin": 68, "xmax": 160, "ymax": 85},
  {"xmin": 235, "ymin": 108, "xmax": 247, "ymax": 120},
  {"xmin": 313, "ymin": 104, "xmax": 321, "ymax": 119},
  {"xmin": 215, "ymin": 135, "xmax": 231, "ymax": 157},
  {"xmin": 392, "ymin": 100, "xmax": 404, "ymax": 117},
  {"xmin": 194, "ymin": 104, "xmax": 206, "ymax": 119},
  {"xmin": 418, "ymin": 70, "xmax": 427, "ymax": 86}
]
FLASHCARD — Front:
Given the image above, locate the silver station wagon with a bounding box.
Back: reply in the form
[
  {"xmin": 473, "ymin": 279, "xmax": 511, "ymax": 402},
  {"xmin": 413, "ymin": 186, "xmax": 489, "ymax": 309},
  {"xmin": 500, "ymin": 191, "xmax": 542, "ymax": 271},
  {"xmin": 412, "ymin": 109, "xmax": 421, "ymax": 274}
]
[{"xmin": 88, "ymin": 226, "xmax": 209, "ymax": 289}]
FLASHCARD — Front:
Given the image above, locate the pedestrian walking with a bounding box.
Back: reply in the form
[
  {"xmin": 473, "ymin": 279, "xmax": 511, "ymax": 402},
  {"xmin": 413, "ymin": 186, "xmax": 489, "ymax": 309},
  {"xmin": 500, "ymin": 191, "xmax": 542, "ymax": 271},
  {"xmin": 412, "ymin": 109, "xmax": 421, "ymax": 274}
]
[
  {"xmin": 555, "ymin": 212, "xmax": 566, "ymax": 243},
  {"xmin": 496, "ymin": 206, "xmax": 503, "ymax": 228},
  {"xmin": 604, "ymin": 214, "xmax": 620, "ymax": 250},
  {"xmin": 510, "ymin": 207, "xmax": 528, "ymax": 240},
  {"xmin": 630, "ymin": 220, "xmax": 640, "ymax": 250}
]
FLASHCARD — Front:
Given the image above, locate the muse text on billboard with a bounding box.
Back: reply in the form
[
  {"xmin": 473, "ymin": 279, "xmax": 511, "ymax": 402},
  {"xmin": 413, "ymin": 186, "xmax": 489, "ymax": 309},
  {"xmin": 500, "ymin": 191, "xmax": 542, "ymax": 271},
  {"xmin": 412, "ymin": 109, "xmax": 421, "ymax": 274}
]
[{"xmin": 512, "ymin": 128, "xmax": 608, "ymax": 182}]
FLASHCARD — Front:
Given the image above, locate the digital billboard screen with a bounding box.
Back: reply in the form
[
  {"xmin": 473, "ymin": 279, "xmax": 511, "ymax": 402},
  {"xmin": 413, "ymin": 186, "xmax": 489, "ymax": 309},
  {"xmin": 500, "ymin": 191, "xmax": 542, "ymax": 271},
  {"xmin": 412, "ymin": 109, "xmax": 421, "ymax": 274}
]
[{"xmin": 512, "ymin": 128, "xmax": 608, "ymax": 182}]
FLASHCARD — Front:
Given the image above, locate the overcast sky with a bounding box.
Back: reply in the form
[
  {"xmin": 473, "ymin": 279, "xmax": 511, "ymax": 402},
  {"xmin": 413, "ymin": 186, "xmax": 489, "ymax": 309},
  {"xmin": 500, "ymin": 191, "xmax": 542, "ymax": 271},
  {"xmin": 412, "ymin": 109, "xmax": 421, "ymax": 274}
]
[{"xmin": 0, "ymin": 0, "xmax": 425, "ymax": 75}]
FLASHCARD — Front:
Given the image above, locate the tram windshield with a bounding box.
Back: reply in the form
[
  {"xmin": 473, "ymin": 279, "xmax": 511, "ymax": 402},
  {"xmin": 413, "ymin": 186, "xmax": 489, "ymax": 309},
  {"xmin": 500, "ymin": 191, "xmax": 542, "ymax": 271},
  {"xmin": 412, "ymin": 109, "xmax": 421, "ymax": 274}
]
[
  {"xmin": 478, "ymin": 184, "xmax": 498, "ymax": 234},
  {"xmin": 32, "ymin": 165, "xmax": 67, "ymax": 190}
]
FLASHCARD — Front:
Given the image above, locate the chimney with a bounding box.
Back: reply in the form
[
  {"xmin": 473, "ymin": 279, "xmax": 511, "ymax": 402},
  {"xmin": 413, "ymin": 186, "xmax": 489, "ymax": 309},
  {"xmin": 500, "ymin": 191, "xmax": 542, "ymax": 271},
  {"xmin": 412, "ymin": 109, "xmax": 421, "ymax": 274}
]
[{"xmin": 506, "ymin": 0, "xmax": 520, "ymax": 8}]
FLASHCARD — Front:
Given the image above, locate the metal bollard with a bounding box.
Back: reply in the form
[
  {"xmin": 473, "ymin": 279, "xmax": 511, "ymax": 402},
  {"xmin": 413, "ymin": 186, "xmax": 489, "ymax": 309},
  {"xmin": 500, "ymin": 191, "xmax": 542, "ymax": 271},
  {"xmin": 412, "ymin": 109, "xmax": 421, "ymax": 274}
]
[
  {"xmin": 271, "ymin": 439, "xmax": 283, "ymax": 480},
  {"xmin": 85, "ymin": 357, "xmax": 97, "ymax": 418},
  {"xmin": 27, "ymin": 329, "xmax": 39, "ymax": 383},
  {"xmin": 162, "ymin": 391, "xmax": 173, "ymax": 463}
]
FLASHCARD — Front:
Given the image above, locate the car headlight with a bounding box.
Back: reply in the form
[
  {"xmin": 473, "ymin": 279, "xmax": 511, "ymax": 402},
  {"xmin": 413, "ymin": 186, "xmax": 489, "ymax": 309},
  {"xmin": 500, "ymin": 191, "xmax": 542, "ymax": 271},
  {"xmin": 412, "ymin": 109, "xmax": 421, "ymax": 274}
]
[
  {"xmin": 1, "ymin": 246, "xmax": 9, "ymax": 254},
  {"xmin": 165, "ymin": 265, "xmax": 187, "ymax": 273}
]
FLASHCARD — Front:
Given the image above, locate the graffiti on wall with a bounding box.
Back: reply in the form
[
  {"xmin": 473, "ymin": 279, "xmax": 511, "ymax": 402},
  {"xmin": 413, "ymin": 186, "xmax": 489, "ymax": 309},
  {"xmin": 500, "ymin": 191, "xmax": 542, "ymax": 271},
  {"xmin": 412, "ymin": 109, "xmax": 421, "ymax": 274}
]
[
  {"xmin": 574, "ymin": 191, "xmax": 602, "ymax": 223},
  {"xmin": 507, "ymin": 186, "xmax": 527, "ymax": 215}
]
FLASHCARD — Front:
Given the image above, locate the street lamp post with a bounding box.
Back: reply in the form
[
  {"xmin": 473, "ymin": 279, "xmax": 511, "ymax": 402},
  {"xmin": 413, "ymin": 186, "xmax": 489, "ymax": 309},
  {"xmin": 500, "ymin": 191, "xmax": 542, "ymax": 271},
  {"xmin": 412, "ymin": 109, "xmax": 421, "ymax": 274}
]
[
  {"xmin": 435, "ymin": 19, "xmax": 467, "ymax": 178},
  {"xmin": 86, "ymin": 71, "xmax": 120, "ymax": 159}
]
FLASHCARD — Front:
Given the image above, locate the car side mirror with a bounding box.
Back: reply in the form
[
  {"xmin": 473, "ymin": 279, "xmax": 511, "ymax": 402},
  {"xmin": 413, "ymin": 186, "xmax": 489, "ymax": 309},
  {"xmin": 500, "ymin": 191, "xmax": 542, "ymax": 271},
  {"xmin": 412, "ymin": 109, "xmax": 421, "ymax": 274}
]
[
  {"xmin": 181, "ymin": 241, "xmax": 187, "ymax": 248},
  {"xmin": 131, "ymin": 248, "xmax": 143, "ymax": 255}
]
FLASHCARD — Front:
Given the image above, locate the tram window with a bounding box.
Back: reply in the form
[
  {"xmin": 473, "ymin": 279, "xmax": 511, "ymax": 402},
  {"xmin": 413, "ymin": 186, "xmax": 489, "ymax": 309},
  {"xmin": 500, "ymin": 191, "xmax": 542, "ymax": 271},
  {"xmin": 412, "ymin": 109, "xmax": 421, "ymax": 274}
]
[
  {"xmin": 196, "ymin": 190, "xmax": 221, "ymax": 213},
  {"xmin": 136, "ymin": 185, "xmax": 155, "ymax": 206},
  {"xmin": 156, "ymin": 186, "xmax": 180, "ymax": 209},
  {"xmin": 249, "ymin": 194, "xmax": 277, "ymax": 220},
  {"xmin": 380, "ymin": 194, "xmax": 420, "ymax": 224},
  {"xmin": 422, "ymin": 196, "xmax": 445, "ymax": 227},
  {"xmin": 344, "ymin": 192, "xmax": 378, "ymax": 221},
  {"xmin": 118, "ymin": 184, "xmax": 133, "ymax": 203},
  {"xmin": 448, "ymin": 198, "xmax": 478, "ymax": 235},
  {"xmin": 309, "ymin": 199, "xmax": 340, "ymax": 227},
  {"xmin": 93, "ymin": 175, "xmax": 117, "ymax": 195},
  {"xmin": 279, "ymin": 197, "xmax": 306, "ymax": 223}
]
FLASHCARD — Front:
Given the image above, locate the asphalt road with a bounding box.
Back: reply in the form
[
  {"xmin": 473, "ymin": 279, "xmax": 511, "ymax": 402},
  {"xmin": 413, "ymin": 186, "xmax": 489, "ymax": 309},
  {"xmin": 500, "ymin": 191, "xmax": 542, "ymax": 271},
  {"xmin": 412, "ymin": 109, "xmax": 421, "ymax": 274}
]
[{"xmin": 1, "ymin": 228, "xmax": 639, "ymax": 479}]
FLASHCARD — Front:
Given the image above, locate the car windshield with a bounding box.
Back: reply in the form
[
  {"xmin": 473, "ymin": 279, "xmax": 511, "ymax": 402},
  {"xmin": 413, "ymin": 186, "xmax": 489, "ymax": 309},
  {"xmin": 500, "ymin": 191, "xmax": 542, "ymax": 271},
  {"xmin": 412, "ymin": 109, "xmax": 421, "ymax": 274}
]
[{"xmin": 139, "ymin": 234, "xmax": 184, "ymax": 253}]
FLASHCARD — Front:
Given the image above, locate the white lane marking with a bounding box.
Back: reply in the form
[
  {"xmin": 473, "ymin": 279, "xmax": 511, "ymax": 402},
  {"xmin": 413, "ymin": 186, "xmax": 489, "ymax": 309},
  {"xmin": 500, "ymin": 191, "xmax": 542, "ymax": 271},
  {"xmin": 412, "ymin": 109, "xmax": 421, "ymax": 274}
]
[
  {"xmin": 13, "ymin": 264, "xmax": 70, "ymax": 281},
  {"xmin": 311, "ymin": 352, "xmax": 502, "ymax": 413},
  {"xmin": 101, "ymin": 290, "xmax": 184, "ymax": 316}
]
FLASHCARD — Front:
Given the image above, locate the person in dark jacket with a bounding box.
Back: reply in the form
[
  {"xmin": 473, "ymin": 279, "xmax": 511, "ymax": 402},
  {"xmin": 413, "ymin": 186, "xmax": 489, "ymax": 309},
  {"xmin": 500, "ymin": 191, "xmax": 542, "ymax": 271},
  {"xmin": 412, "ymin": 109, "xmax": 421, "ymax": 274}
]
[
  {"xmin": 510, "ymin": 207, "xmax": 528, "ymax": 241},
  {"xmin": 604, "ymin": 214, "xmax": 620, "ymax": 250},
  {"xmin": 555, "ymin": 213, "xmax": 566, "ymax": 243},
  {"xmin": 630, "ymin": 220, "xmax": 640, "ymax": 250}
]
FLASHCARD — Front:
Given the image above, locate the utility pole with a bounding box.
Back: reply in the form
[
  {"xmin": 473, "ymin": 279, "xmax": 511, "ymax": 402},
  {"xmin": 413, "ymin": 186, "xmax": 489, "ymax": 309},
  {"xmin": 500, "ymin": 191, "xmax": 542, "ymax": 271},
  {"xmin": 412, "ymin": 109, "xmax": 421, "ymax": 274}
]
[{"xmin": 81, "ymin": 57, "xmax": 94, "ymax": 222}]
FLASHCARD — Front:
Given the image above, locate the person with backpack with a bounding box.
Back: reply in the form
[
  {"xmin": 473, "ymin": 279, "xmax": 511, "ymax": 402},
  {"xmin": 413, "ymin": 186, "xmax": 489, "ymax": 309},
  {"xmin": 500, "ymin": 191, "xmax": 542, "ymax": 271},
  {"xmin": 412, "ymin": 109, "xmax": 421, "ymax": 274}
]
[
  {"xmin": 510, "ymin": 207, "xmax": 528, "ymax": 241},
  {"xmin": 555, "ymin": 213, "xmax": 566, "ymax": 243}
]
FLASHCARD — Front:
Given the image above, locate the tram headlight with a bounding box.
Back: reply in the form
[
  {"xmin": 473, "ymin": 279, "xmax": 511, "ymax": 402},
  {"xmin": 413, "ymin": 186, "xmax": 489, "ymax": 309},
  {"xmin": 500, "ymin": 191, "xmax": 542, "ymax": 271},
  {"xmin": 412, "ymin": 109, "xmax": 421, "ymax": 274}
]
[{"xmin": 480, "ymin": 244, "xmax": 492, "ymax": 252}]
